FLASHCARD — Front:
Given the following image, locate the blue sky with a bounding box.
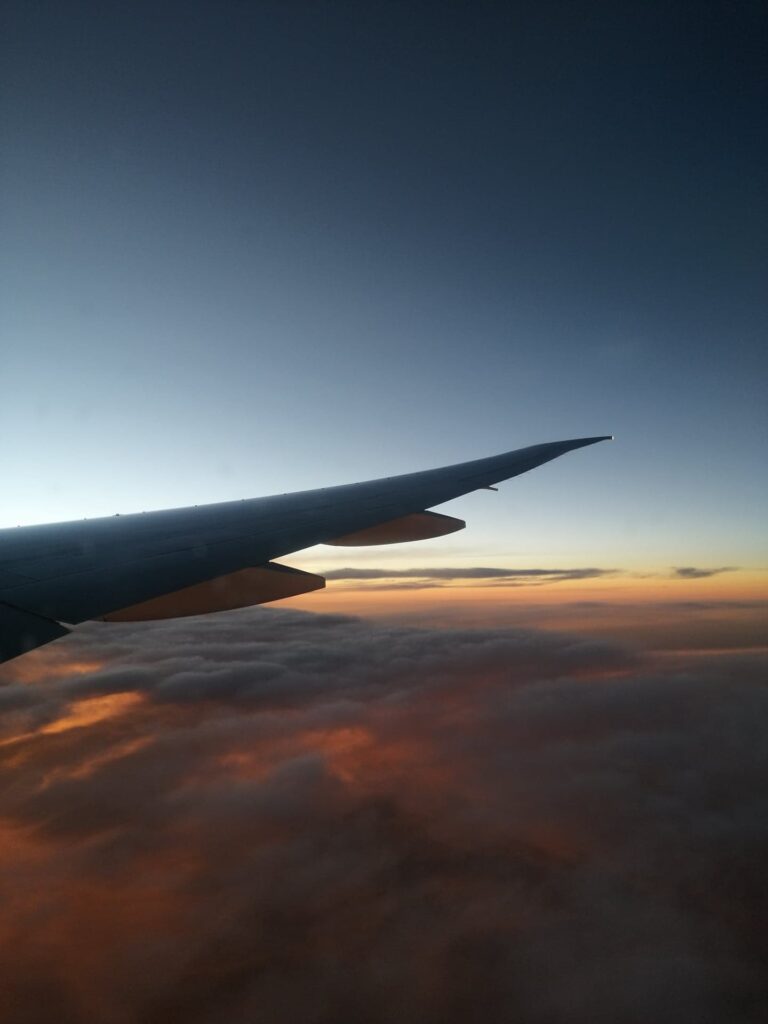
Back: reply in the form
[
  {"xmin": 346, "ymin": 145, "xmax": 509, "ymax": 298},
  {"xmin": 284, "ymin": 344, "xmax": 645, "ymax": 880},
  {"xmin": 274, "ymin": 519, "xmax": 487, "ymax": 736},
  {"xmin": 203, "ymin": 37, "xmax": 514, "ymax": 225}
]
[{"xmin": 1, "ymin": 2, "xmax": 765, "ymax": 572}]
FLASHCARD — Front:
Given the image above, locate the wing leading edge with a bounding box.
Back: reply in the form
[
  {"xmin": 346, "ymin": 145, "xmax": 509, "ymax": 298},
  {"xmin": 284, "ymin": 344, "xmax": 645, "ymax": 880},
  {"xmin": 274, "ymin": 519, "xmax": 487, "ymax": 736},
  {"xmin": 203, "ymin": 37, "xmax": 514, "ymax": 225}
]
[{"xmin": 0, "ymin": 436, "xmax": 611, "ymax": 662}]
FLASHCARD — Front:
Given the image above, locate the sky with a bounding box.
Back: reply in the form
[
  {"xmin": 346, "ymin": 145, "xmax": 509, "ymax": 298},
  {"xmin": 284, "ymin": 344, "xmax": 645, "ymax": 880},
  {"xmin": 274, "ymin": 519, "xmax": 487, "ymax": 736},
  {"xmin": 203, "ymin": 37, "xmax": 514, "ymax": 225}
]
[
  {"xmin": 1, "ymin": 3, "xmax": 767, "ymax": 1021},
  {"xmin": 1, "ymin": 2, "xmax": 766, "ymax": 573}
]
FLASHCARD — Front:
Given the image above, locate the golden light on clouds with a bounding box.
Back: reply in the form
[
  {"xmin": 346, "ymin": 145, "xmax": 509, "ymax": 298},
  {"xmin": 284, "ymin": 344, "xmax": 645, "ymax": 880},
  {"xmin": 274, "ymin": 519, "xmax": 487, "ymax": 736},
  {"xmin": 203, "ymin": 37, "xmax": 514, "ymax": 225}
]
[
  {"xmin": 0, "ymin": 693, "xmax": 145, "ymax": 758},
  {"xmin": 40, "ymin": 692, "xmax": 144, "ymax": 736},
  {"xmin": 0, "ymin": 655, "xmax": 107, "ymax": 686},
  {"xmin": 271, "ymin": 567, "xmax": 767, "ymax": 653},
  {"xmin": 0, "ymin": 607, "xmax": 765, "ymax": 1022}
]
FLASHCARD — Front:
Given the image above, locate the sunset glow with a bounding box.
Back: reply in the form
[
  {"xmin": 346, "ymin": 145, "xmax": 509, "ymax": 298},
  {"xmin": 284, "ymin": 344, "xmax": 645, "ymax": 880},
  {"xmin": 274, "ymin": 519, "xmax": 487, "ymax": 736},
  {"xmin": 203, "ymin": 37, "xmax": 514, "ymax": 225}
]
[{"xmin": 1, "ymin": 1, "xmax": 765, "ymax": 1021}]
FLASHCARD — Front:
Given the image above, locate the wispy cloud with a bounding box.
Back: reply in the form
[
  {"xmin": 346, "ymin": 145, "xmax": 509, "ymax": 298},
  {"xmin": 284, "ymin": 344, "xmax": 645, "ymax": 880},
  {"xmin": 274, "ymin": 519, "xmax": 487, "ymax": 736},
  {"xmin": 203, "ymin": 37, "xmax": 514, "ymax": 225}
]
[
  {"xmin": 323, "ymin": 566, "xmax": 620, "ymax": 589},
  {"xmin": 672, "ymin": 566, "xmax": 739, "ymax": 579}
]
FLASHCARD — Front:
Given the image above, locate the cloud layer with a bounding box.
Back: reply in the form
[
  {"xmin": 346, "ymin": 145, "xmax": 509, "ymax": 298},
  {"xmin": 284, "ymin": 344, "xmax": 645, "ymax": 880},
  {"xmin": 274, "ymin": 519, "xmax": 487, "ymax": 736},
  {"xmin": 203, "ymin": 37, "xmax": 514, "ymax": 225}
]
[
  {"xmin": 316, "ymin": 565, "xmax": 746, "ymax": 591},
  {"xmin": 1, "ymin": 609, "xmax": 766, "ymax": 1023},
  {"xmin": 321, "ymin": 566, "xmax": 620, "ymax": 591}
]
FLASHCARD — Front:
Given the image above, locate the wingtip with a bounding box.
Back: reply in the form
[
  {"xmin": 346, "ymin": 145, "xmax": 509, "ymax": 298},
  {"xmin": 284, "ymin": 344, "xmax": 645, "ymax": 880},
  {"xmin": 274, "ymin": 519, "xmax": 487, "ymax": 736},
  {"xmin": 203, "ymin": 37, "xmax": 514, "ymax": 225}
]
[
  {"xmin": 560, "ymin": 434, "xmax": 614, "ymax": 449},
  {"xmin": 580, "ymin": 434, "xmax": 614, "ymax": 445},
  {"xmin": 530, "ymin": 434, "xmax": 614, "ymax": 460}
]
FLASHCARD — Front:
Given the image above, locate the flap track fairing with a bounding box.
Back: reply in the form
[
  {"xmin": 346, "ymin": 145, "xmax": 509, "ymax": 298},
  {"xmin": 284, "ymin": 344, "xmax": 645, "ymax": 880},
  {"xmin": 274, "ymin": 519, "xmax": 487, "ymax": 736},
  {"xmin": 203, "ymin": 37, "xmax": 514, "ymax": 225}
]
[{"xmin": 327, "ymin": 510, "xmax": 465, "ymax": 546}]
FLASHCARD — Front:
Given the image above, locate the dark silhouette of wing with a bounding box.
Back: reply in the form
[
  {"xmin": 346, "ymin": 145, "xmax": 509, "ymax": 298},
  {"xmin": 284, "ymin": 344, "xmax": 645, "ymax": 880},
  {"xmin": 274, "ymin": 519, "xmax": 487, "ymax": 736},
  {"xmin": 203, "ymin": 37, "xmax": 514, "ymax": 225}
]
[{"xmin": 0, "ymin": 436, "xmax": 611, "ymax": 662}]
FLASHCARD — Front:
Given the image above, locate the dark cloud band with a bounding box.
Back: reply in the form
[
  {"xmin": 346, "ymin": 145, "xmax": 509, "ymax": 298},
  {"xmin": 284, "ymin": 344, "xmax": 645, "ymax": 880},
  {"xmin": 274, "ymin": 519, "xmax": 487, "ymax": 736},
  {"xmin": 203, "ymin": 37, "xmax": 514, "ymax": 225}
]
[{"xmin": 324, "ymin": 566, "xmax": 619, "ymax": 585}]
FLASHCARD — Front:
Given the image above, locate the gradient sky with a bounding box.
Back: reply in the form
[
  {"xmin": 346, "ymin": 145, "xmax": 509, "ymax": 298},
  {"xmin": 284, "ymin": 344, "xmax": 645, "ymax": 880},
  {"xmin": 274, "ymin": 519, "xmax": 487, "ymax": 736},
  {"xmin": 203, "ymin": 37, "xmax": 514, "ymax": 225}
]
[
  {"xmin": 2, "ymin": 8, "xmax": 768, "ymax": 1021},
  {"xmin": 2, "ymin": 2, "xmax": 766, "ymax": 580}
]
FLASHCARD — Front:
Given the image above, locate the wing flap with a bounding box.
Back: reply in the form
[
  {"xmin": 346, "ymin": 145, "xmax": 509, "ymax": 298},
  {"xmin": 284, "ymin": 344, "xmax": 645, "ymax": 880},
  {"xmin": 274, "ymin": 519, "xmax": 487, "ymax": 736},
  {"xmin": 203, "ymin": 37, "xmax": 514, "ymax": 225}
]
[{"xmin": 102, "ymin": 562, "xmax": 325, "ymax": 622}]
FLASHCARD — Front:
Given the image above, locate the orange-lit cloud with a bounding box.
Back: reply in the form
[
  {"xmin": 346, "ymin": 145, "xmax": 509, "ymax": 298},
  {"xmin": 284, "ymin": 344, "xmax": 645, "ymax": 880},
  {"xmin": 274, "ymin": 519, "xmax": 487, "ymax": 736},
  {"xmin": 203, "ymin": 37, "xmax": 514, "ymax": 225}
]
[
  {"xmin": 40, "ymin": 692, "xmax": 144, "ymax": 735},
  {"xmin": 0, "ymin": 654, "xmax": 107, "ymax": 686},
  {"xmin": 0, "ymin": 608, "xmax": 766, "ymax": 1023},
  {"xmin": 276, "ymin": 566, "xmax": 767, "ymax": 654}
]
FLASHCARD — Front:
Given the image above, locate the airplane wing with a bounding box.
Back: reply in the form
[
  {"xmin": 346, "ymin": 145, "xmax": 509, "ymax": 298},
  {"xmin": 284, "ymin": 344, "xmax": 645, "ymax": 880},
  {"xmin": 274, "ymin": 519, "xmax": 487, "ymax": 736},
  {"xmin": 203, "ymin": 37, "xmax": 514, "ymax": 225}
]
[{"xmin": 0, "ymin": 436, "xmax": 611, "ymax": 663}]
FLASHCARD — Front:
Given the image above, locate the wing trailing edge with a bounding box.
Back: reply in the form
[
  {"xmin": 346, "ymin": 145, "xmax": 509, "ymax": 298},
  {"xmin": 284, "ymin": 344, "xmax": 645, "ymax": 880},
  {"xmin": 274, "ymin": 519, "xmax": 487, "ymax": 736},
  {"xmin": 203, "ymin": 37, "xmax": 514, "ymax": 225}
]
[{"xmin": 103, "ymin": 563, "xmax": 325, "ymax": 622}]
